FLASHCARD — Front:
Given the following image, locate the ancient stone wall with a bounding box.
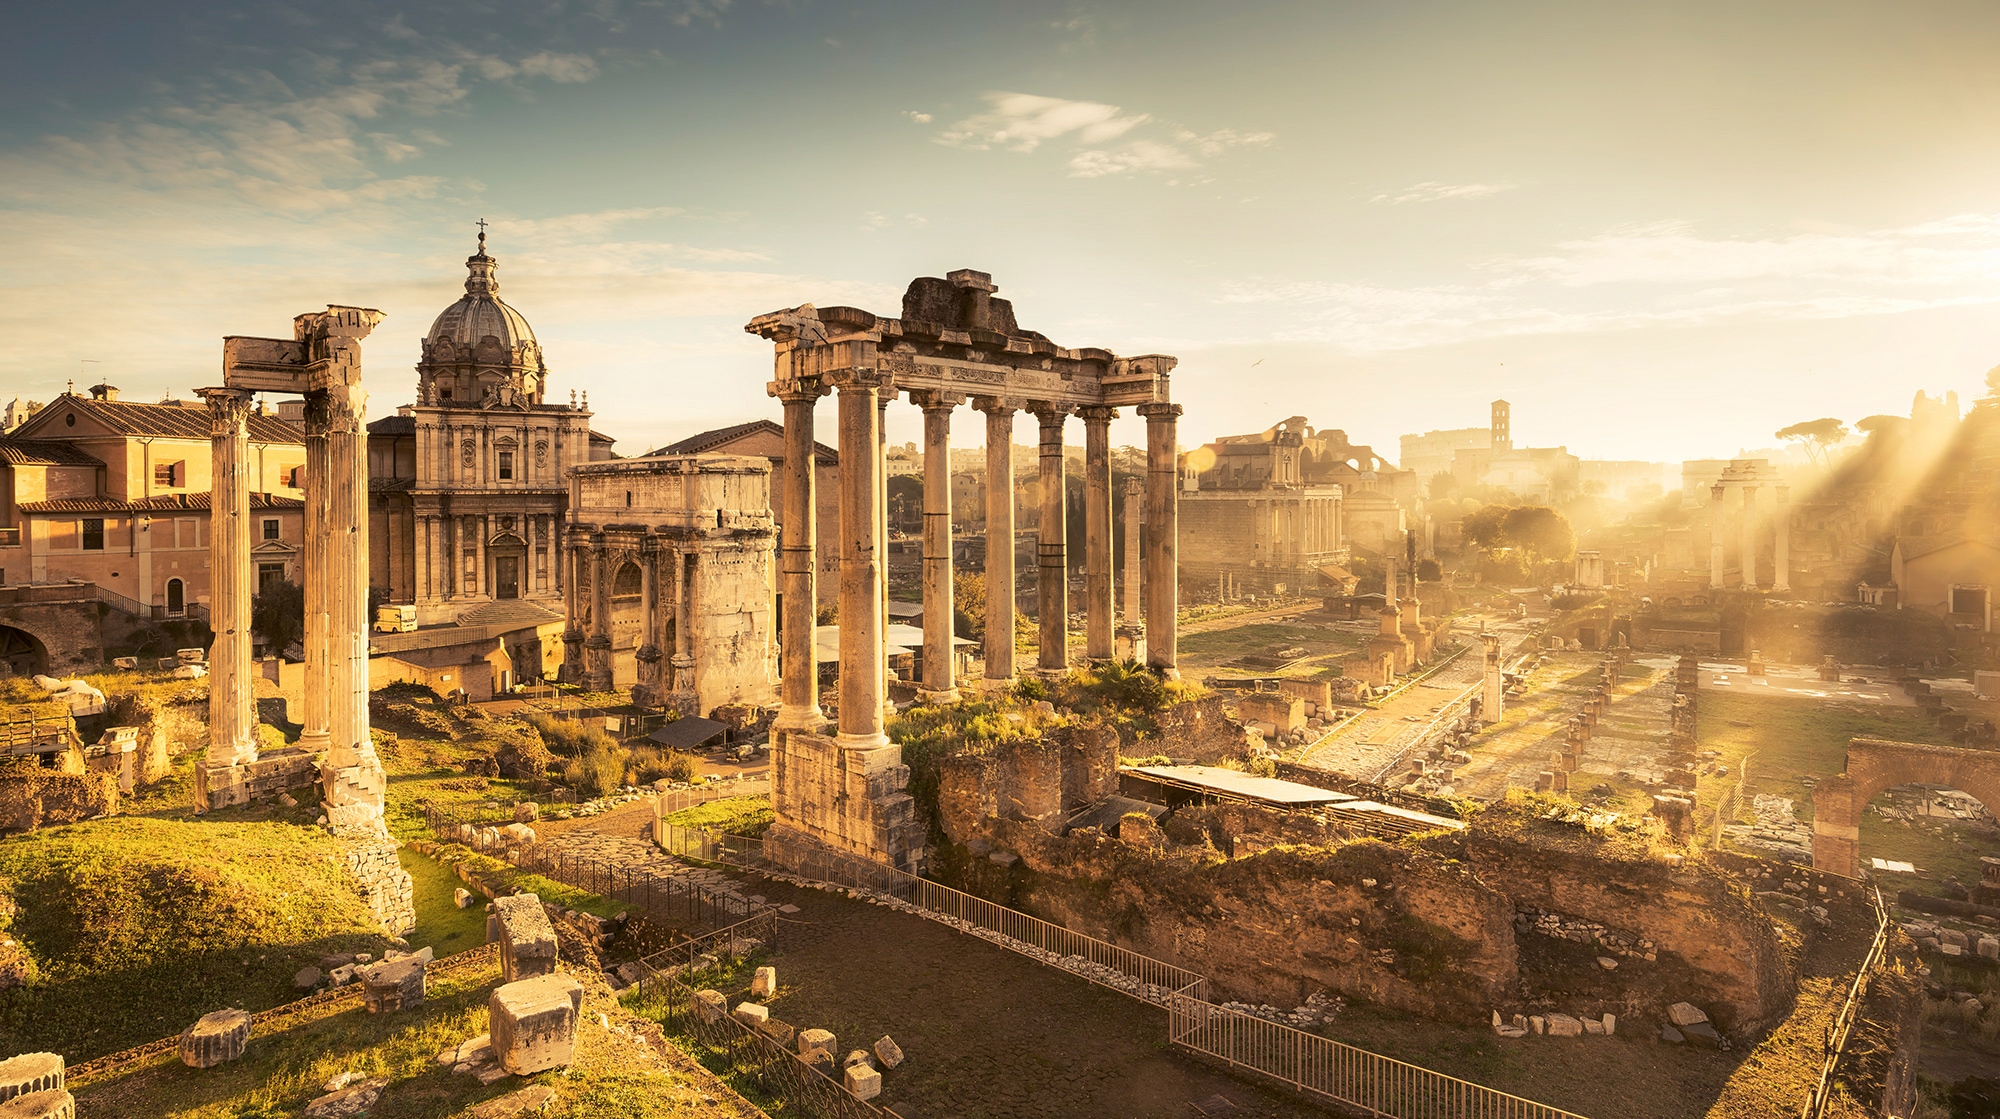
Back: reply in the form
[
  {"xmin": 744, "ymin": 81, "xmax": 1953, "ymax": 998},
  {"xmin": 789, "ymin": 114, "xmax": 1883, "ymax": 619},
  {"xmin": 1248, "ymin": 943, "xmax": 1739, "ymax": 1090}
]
[
  {"xmin": 0, "ymin": 599, "xmax": 103, "ymax": 675},
  {"xmin": 935, "ymin": 723, "xmax": 1118, "ymax": 843},
  {"xmin": 342, "ymin": 838, "xmax": 416, "ymax": 936},
  {"xmin": 0, "ymin": 772, "xmax": 117, "ymax": 833},
  {"xmin": 768, "ymin": 729, "xmax": 927, "ymax": 873},
  {"xmin": 1151, "ymin": 694, "xmax": 1250, "ymax": 762}
]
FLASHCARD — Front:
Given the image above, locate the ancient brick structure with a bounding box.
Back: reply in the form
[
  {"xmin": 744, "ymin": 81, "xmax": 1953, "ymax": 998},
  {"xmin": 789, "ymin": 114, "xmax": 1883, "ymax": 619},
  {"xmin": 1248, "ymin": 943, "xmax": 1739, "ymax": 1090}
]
[{"xmin": 1813, "ymin": 737, "xmax": 2000, "ymax": 877}]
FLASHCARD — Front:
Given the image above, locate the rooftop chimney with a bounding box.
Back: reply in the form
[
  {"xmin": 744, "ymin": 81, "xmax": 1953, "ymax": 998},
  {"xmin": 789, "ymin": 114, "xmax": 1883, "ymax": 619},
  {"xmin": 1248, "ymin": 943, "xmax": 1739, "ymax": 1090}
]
[{"xmin": 88, "ymin": 383, "xmax": 119, "ymax": 402}]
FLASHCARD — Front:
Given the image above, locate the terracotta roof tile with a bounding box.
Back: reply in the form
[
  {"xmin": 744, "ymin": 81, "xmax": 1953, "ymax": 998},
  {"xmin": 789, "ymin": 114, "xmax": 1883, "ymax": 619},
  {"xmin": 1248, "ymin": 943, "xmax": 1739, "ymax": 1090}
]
[
  {"xmin": 18, "ymin": 492, "xmax": 304, "ymax": 515},
  {"xmin": 0, "ymin": 439, "xmax": 103, "ymax": 467}
]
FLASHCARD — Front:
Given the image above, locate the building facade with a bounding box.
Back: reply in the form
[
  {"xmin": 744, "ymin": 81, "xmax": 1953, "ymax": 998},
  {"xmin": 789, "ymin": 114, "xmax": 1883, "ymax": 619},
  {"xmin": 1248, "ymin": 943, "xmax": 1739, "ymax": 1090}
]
[{"xmin": 366, "ymin": 233, "xmax": 615, "ymax": 627}]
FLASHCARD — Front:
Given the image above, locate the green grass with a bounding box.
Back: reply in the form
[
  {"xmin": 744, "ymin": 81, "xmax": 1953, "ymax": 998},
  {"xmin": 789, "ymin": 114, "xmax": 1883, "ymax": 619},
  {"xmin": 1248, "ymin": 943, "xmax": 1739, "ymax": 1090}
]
[
  {"xmin": 1177, "ymin": 622, "xmax": 1364, "ymax": 673},
  {"xmin": 0, "ymin": 817, "xmax": 391, "ymax": 1060},
  {"xmin": 398, "ymin": 848, "xmax": 488, "ymax": 959},
  {"xmin": 1697, "ymin": 691, "xmax": 1955, "ymax": 819},
  {"xmin": 415, "ymin": 844, "xmax": 626, "ymax": 920},
  {"xmin": 661, "ymin": 797, "xmax": 775, "ymax": 838}
]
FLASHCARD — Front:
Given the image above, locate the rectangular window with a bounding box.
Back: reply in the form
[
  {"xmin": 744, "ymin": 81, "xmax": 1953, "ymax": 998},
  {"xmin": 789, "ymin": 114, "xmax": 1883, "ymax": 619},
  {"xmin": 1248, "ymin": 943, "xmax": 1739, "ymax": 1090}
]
[
  {"xmin": 258, "ymin": 563, "xmax": 284, "ymax": 591},
  {"xmin": 498, "ymin": 451, "xmax": 514, "ymax": 480},
  {"xmin": 262, "ymin": 518, "xmax": 280, "ymax": 541},
  {"xmin": 153, "ymin": 461, "xmax": 182, "ymax": 488},
  {"xmin": 81, "ymin": 518, "xmax": 104, "ymax": 551}
]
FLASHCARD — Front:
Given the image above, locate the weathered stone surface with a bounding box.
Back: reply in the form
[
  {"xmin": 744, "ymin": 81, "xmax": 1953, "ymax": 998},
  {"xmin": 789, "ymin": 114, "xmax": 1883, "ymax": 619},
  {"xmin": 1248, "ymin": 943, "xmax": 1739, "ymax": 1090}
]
[
  {"xmin": 1660, "ymin": 1024, "xmax": 1685, "ymax": 1044},
  {"xmin": 301, "ymin": 1077, "xmax": 388, "ymax": 1118},
  {"xmin": 1602, "ymin": 1013, "xmax": 1616, "ymax": 1036},
  {"xmin": 0, "ymin": 1090, "xmax": 73, "ymax": 1119},
  {"xmin": 470, "ymin": 1085, "xmax": 557, "ymax": 1118},
  {"xmin": 844, "ymin": 1062, "xmax": 882, "ymax": 1101},
  {"xmin": 0, "ymin": 1054, "xmax": 63, "ymax": 1102},
  {"xmin": 1667, "ymin": 1001, "xmax": 1709, "ymax": 1027},
  {"xmin": 179, "ymin": 1009, "xmax": 252, "ymax": 1068},
  {"xmin": 489, "ymin": 974, "xmax": 583, "ymax": 1076},
  {"xmin": 751, "ymin": 966, "xmax": 776, "ymax": 998},
  {"xmin": 455, "ymin": 888, "xmax": 473, "ymax": 909},
  {"xmin": 758, "ymin": 1018, "xmax": 796, "ymax": 1047},
  {"xmin": 798, "ymin": 1028, "xmax": 835, "ymax": 1062},
  {"xmin": 359, "ymin": 947, "xmax": 432, "ymax": 1013},
  {"xmin": 842, "ymin": 1049, "xmax": 873, "ymax": 1071},
  {"xmin": 293, "ymin": 966, "xmax": 322, "ymax": 990},
  {"xmin": 493, "ymin": 894, "xmax": 558, "ymax": 983},
  {"xmin": 733, "ymin": 1002, "xmax": 769, "ymax": 1028},
  {"xmin": 693, "ymin": 990, "xmax": 728, "ymax": 1023},
  {"xmin": 1543, "ymin": 1013, "xmax": 1583, "ymax": 1038},
  {"xmin": 874, "ymin": 1035, "xmax": 904, "ymax": 1069}
]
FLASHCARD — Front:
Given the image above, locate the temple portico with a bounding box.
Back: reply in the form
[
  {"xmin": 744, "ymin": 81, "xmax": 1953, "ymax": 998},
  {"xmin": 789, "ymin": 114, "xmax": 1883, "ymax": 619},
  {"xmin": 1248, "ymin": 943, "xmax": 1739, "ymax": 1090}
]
[{"xmin": 745, "ymin": 269, "xmax": 1181, "ymax": 871}]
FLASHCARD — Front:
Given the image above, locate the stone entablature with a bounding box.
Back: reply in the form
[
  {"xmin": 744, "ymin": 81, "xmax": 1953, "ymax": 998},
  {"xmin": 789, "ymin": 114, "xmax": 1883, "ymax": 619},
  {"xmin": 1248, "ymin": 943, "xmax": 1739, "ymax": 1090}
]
[
  {"xmin": 745, "ymin": 269, "xmax": 1182, "ymax": 874},
  {"xmin": 561, "ymin": 455, "xmax": 777, "ymax": 715}
]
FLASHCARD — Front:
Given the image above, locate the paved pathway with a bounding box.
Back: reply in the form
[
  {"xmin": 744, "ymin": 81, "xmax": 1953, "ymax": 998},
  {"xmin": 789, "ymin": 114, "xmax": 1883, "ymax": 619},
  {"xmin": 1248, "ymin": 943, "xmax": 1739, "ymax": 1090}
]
[
  {"xmin": 1295, "ymin": 631, "xmax": 1485, "ymax": 781},
  {"xmin": 1451, "ymin": 653, "xmax": 1675, "ymax": 801}
]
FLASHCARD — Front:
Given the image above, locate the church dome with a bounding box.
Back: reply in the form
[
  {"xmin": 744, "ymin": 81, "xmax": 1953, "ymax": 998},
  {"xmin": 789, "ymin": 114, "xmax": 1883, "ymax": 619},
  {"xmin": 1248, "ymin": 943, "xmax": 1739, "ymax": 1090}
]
[{"xmin": 418, "ymin": 229, "xmax": 547, "ymax": 406}]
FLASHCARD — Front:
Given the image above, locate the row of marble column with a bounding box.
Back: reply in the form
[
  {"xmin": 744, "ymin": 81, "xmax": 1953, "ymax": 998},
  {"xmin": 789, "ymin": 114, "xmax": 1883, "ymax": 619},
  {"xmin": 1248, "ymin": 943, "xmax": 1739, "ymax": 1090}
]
[
  {"xmin": 202, "ymin": 379, "xmax": 384, "ymax": 829},
  {"xmin": 772, "ymin": 377, "xmax": 1181, "ymax": 751},
  {"xmin": 562, "ymin": 534, "xmax": 696, "ymax": 695},
  {"xmin": 1707, "ymin": 482, "xmax": 1792, "ymax": 592}
]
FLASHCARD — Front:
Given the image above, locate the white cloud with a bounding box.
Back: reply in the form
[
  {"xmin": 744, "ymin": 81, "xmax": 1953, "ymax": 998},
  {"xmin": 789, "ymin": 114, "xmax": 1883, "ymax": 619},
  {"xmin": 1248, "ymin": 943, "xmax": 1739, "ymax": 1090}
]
[
  {"xmin": 1369, "ymin": 181, "xmax": 1516, "ymax": 204},
  {"xmin": 935, "ymin": 90, "xmax": 1269, "ymax": 179},
  {"xmin": 902, "ymin": 110, "xmax": 934, "ymax": 124},
  {"xmin": 517, "ymin": 52, "xmax": 600, "ymax": 83}
]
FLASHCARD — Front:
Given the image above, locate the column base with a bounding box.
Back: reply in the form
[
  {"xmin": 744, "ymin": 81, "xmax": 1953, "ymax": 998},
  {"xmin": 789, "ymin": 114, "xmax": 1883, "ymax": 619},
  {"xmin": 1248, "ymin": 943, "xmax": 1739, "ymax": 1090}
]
[
  {"xmin": 296, "ymin": 730, "xmax": 331, "ymax": 755},
  {"xmin": 1115, "ymin": 623, "xmax": 1147, "ymax": 665},
  {"xmin": 835, "ymin": 730, "xmax": 892, "ymax": 751},
  {"xmin": 916, "ymin": 688, "xmax": 961, "ymax": 705},
  {"xmin": 772, "ymin": 704, "xmax": 828, "ymax": 733}
]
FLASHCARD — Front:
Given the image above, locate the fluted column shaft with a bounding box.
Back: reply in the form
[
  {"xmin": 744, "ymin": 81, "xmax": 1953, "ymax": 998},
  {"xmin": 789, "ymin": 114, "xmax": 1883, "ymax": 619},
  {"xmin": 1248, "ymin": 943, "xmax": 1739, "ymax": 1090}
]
[
  {"xmin": 1080, "ymin": 406, "xmax": 1115, "ymax": 660},
  {"xmin": 977, "ymin": 401, "xmax": 1017, "ymax": 682},
  {"xmin": 1709, "ymin": 485, "xmax": 1726, "ymax": 588},
  {"xmin": 1122, "ymin": 477, "xmax": 1144, "ymax": 625},
  {"xmin": 877, "ymin": 394, "xmax": 895, "ymax": 720},
  {"xmin": 775, "ymin": 386, "xmax": 825, "ymax": 729},
  {"xmin": 586, "ymin": 539, "xmax": 613, "ymax": 690},
  {"xmin": 199, "ymin": 387, "xmax": 257, "ymax": 768},
  {"xmin": 919, "ymin": 397, "xmax": 960, "ymax": 701},
  {"xmin": 323, "ymin": 382, "xmax": 374, "ymax": 776},
  {"xmin": 1774, "ymin": 485, "xmax": 1792, "ymax": 593},
  {"xmin": 1032, "ymin": 405, "xmax": 1072, "ymax": 672},
  {"xmin": 1740, "ymin": 485, "xmax": 1760, "ymax": 589},
  {"xmin": 299, "ymin": 393, "xmax": 331, "ymax": 754},
  {"xmin": 836, "ymin": 381, "xmax": 888, "ymax": 747},
  {"xmin": 1140, "ymin": 402, "xmax": 1182, "ymax": 678}
]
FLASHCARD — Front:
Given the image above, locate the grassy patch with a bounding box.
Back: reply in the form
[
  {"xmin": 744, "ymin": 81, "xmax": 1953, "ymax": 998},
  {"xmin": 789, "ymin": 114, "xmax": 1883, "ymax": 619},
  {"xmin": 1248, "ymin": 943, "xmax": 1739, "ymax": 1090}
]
[
  {"xmin": 0, "ymin": 817, "xmax": 391, "ymax": 1060},
  {"xmin": 1697, "ymin": 690, "xmax": 1954, "ymax": 817},
  {"xmin": 661, "ymin": 797, "xmax": 774, "ymax": 839},
  {"xmin": 1177, "ymin": 621, "xmax": 1365, "ymax": 675},
  {"xmin": 398, "ymin": 848, "xmax": 488, "ymax": 960},
  {"xmin": 415, "ymin": 844, "xmax": 625, "ymax": 921}
]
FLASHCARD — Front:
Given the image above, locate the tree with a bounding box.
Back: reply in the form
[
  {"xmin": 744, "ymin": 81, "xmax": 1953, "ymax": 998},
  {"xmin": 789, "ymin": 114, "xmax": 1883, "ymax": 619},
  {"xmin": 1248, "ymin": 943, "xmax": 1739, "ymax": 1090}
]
[
  {"xmin": 251, "ymin": 579, "xmax": 304, "ymax": 655},
  {"xmin": 1461, "ymin": 505, "xmax": 1511, "ymax": 549},
  {"xmin": 1500, "ymin": 506, "xmax": 1575, "ymax": 565},
  {"xmin": 1427, "ymin": 472, "xmax": 1460, "ymax": 501},
  {"xmin": 1775, "ymin": 417, "xmax": 1849, "ymax": 468},
  {"xmin": 954, "ymin": 572, "xmax": 988, "ymax": 641}
]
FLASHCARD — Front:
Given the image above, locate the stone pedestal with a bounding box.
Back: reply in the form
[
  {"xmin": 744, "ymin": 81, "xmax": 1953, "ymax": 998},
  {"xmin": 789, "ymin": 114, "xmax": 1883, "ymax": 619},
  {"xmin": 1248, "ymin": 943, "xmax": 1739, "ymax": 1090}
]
[
  {"xmin": 0, "ymin": 1055, "xmax": 62, "ymax": 1103},
  {"xmin": 489, "ymin": 974, "xmax": 583, "ymax": 1076},
  {"xmin": 0, "ymin": 1091, "xmax": 73, "ymax": 1119},
  {"xmin": 180, "ymin": 1008, "xmax": 252, "ymax": 1068},
  {"xmin": 1114, "ymin": 622, "xmax": 1147, "ymax": 665},
  {"xmin": 359, "ymin": 947, "xmax": 432, "ymax": 1013},
  {"xmin": 493, "ymin": 894, "xmax": 559, "ymax": 982},
  {"xmin": 768, "ymin": 729, "xmax": 926, "ymax": 873}
]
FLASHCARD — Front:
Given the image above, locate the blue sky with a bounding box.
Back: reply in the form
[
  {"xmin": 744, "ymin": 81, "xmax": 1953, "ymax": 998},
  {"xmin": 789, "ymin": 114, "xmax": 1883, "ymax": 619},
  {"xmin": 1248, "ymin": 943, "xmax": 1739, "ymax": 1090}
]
[{"xmin": 7, "ymin": 1, "xmax": 2000, "ymax": 462}]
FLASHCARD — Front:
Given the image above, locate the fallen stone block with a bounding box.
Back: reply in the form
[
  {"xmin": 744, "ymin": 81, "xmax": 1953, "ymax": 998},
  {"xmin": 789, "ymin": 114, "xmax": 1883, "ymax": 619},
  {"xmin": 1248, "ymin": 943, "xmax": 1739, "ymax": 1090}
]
[
  {"xmin": 453, "ymin": 1034, "xmax": 494, "ymax": 1066},
  {"xmin": 293, "ymin": 966, "xmax": 322, "ymax": 990},
  {"xmin": 179, "ymin": 1009, "xmax": 252, "ymax": 1068},
  {"xmin": 1495, "ymin": 1026, "xmax": 1528, "ymax": 1038},
  {"xmin": 1544, "ymin": 1013, "xmax": 1583, "ymax": 1038},
  {"xmin": 693, "ymin": 990, "xmax": 728, "ymax": 1023},
  {"xmin": 328, "ymin": 964, "xmax": 356, "ymax": 986},
  {"xmin": 504, "ymin": 823, "xmax": 536, "ymax": 845},
  {"xmin": 0, "ymin": 1090, "xmax": 74, "ymax": 1119},
  {"xmin": 1602, "ymin": 1013, "xmax": 1616, "ymax": 1036},
  {"xmin": 874, "ymin": 1035, "xmax": 904, "ymax": 1069},
  {"xmin": 493, "ymin": 895, "xmax": 558, "ymax": 983},
  {"xmin": 733, "ymin": 1003, "xmax": 769, "ymax": 1028},
  {"xmin": 751, "ymin": 966, "xmax": 777, "ymax": 998},
  {"xmin": 0, "ymin": 1054, "xmax": 63, "ymax": 1102},
  {"xmin": 359, "ymin": 947, "xmax": 432, "ymax": 1013},
  {"xmin": 1659, "ymin": 1024, "xmax": 1685, "ymax": 1044},
  {"xmin": 302, "ymin": 1077, "xmax": 388, "ymax": 1119},
  {"xmin": 470, "ymin": 1085, "xmax": 557, "ymax": 1119},
  {"xmin": 843, "ymin": 1049, "xmax": 874, "ymax": 1071},
  {"xmin": 1583, "ymin": 1019, "xmax": 1604, "ymax": 1036},
  {"xmin": 455, "ymin": 888, "xmax": 473, "ymax": 909},
  {"xmin": 759, "ymin": 1019, "xmax": 796, "ymax": 1047},
  {"xmin": 798, "ymin": 1028, "xmax": 836, "ymax": 1063},
  {"xmin": 514, "ymin": 803, "xmax": 539, "ymax": 823},
  {"xmin": 844, "ymin": 1062, "xmax": 882, "ymax": 1101},
  {"xmin": 1666, "ymin": 1002, "xmax": 1709, "ymax": 1027},
  {"xmin": 490, "ymin": 974, "xmax": 584, "ymax": 1076},
  {"xmin": 1529, "ymin": 1016, "xmax": 1544, "ymax": 1035}
]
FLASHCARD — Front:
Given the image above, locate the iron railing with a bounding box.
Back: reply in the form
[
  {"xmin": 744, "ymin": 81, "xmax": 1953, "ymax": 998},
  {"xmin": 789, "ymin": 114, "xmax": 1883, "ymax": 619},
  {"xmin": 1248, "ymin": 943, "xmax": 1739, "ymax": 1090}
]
[
  {"xmin": 1169, "ymin": 994, "xmax": 1590, "ymax": 1119},
  {"xmin": 629, "ymin": 913, "xmax": 886, "ymax": 1119},
  {"xmin": 1801, "ymin": 886, "xmax": 1892, "ymax": 1119}
]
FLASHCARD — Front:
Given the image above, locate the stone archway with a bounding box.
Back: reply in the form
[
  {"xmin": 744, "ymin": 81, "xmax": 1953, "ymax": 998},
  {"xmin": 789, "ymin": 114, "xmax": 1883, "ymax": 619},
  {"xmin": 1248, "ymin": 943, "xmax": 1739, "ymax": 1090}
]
[
  {"xmin": 1813, "ymin": 737, "xmax": 2000, "ymax": 876},
  {"xmin": 0, "ymin": 626, "xmax": 48, "ymax": 678}
]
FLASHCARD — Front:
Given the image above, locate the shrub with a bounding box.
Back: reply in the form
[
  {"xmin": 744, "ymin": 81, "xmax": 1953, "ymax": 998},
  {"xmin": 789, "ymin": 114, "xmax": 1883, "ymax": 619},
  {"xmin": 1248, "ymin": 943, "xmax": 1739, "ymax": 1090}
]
[
  {"xmin": 564, "ymin": 742, "xmax": 626, "ymax": 799},
  {"xmin": 523, "ymin": 711, "xmax": 620, "ymax": 758}
]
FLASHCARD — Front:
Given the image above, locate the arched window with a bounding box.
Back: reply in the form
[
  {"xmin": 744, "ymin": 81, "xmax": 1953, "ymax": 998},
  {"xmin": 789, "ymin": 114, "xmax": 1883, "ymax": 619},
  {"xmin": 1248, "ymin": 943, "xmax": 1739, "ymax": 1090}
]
[
  {"xmin": 612, "ymin": 562, "xmax": 642, "ymax": 598},
  {"xmin": 165, "ymin": 578, "xmax": 185, "ymax": 616}
]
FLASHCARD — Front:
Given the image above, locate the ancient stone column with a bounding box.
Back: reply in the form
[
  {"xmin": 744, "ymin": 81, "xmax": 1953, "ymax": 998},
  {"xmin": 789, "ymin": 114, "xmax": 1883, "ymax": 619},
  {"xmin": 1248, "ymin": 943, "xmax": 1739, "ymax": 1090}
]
[
  {"xmin": 298, "ymin": 393, "xmax": 331, "ymax": 755},
  {"xmin": 672, "ymin": 550, "xmax": 697, "ymax": 700},
  {"xmin": 1139, "ymin": 402, "xmax": 1182, "ymax": 678},
  {"xmin": 877, "ymin": 393, "xmax": 896, "ymax": 721},
  {"xmin": 1739, "ymin": 484, "xmax": 1759, "ymax": 589},
  {"xmin": 321, "ymin": 372, "xmax": 384, "ymax": 833},
  {"xmin": 1709, "ymin": 483, "xmax": 1726, "ymax": 589},
  {"xmin": 1080, "ymin": 406, "xmax": 1115, "ymax": 661},
  {"xmin": 635, "ymin": 536, "xmax": 662, "ymax": 701},
  {"xmin": 560, "ymin": 527, "xmax": 584, "ymax": 680},
  {"xmin": 198, "ymin": 387, "xmax": 258, "ymax": 775},
  {"xmin": 774, "ymin": 384, "xmax": 825, "ymax": 730},
  {"xmin": 1481, "ymin": 631, "xmax": 1504, "ymax": 724},
  {"xmin": 586, "ymin": 538, "xmax": 613, "ymax": 690},
  {"xmin": 918, "ymin": 394, "xmax": 960, "ymax": 702},
  {"xmin": 1121, "ymin": 477, "xmax": 1143, "ymax": 624},
  {"xmin": 976, "ymin": 399, "xmax": 1017, "ymax": 683},
  {"xmin": 836, "ymin": 378, "xmax": 888, "ymax": 748},
  {"xmin": 1031, "ymin": 404, "xmax": 1072, "ymax": 673},
  {"xmin": 1774, "ymin": 485, "xmax": 1792, "ymax": 594}
]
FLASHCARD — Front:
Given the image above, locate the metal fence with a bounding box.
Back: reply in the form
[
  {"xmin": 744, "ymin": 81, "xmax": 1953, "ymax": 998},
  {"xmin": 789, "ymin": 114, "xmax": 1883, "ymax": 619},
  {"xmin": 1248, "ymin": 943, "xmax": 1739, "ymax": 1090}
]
[
  {"xmin": 426, "ymin": 805, "xmax": 774, "ymax": 935},
  {"xmin": 629, "ymin": 913, "xmax": 886, "ymax": 1119},
  {"xmin": 1801, "ymin": 886, "xmax": 1892, "ymax": 1119},
  {"xmin": 1169, "ymin": 995, "xmax": 1589, "ymax": 1119}
]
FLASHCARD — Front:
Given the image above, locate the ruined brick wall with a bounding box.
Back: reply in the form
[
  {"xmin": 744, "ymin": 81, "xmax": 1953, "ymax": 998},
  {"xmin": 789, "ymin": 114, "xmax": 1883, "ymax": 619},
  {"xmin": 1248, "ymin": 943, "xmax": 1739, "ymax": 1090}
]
[
  {"xmin": 0, "ymin": 599, "xmax": 104, "ymax": 674},
  {"xmin": 0, "ymin": 772, "xmax": 118, "ymax": 833},
  {"xmin": 342, "ymin": 838, "xmax": 416, "ymax": 936},
  {"xmin": 1152, "ymin": 694, "xmax": 1250, "ymax": 762},
  {"xmin": 936, "ymin": 723, "xmax": 1117, "ymax": 844}
]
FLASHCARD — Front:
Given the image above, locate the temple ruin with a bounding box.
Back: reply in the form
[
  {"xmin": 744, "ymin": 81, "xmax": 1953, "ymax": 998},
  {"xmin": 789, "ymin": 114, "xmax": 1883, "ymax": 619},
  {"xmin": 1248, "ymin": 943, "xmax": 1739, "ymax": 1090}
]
[{"xmin": 745, "ymin": 269, "xmax": 1181, "ymax": 871}]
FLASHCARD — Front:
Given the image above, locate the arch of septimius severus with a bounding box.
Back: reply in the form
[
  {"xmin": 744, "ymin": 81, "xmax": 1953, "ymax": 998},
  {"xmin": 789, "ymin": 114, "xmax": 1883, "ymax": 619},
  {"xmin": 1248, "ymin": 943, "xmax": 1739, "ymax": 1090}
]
[
  {"xmin": 197, "ymin": 305, "xmax": 413, "ymax": 932},
  {"xmin": 745, "ymin": 268, "xmax": 1181, "ymax": 873}
]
